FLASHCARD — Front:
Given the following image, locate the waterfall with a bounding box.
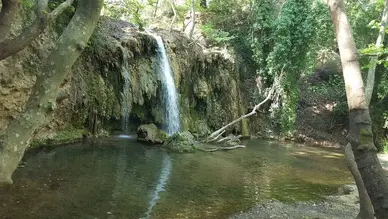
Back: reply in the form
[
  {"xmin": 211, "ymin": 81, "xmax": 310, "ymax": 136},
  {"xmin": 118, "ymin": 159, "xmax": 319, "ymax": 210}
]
[
  {"xmin": 121, "ymin": 49, "xmax": 132, "ymax": 131},
  {"xmin": 142, "ymin": 153, "xmax": 172, "ymax": 219},
  {"xmin": 153, "ymin": 35, "xmax": 181, "ymax": 134}
]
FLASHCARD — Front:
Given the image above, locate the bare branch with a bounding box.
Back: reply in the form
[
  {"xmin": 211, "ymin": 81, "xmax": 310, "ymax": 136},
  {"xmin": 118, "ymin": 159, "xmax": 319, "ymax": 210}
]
[
  {"xmin": 0, "ymin": 0, "xmax": 74, "ymax": 61},
  {"xmin": 204, "ymin": 72, "xmax": 284, "ymax": 143},
  {"xmin": 0, "ymin": 0, "xmax": 20, "ymax": 42},
  {"xmin": 201, "ymin": 145, "xmax": 246, "ymax": 152},
  {"xmin": 47, "ymin": 0, "xmax": 74, "ymax": 21},
  {"xmin": 169, "ymin": 0, "xmax": 177, "ymax": 31}
]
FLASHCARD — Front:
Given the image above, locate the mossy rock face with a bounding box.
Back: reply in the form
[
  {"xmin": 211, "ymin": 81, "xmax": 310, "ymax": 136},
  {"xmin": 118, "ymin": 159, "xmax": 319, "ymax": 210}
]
[
  {"xmin": 162, "ymin": 131, "xmax": 196, "ymax": 153},
  {"xmin": 191, "ymin": 120, "xmax": 211, "ymax": 139},
  {"xmin": 137, "ymin": 123, "xmax": 167, "ymax": 145},
  {"xmin": 193, "ymin": 78, "xmax": 209, "ymax": 99}
]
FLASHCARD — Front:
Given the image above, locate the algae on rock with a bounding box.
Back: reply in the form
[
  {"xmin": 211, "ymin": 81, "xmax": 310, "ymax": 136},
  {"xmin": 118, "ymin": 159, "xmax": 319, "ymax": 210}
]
[{"xmin": 162, "ymin": 131, "xmax": 197, "ymax": 153}]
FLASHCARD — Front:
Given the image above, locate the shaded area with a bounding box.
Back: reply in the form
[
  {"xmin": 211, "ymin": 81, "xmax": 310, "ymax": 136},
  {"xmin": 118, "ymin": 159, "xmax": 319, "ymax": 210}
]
[{"xmin": 0, "ymin": 138, "xmax": 352, "ymax": 219}]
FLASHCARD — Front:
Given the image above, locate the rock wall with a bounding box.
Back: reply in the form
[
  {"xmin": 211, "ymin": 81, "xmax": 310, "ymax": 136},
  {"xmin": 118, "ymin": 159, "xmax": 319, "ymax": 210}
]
[
  {"xmin": 0, "ymin": 17, "xmax": 259, "ymax": 146},
  {"xmin": 88, "ymin": 17, "xmax": 258, "ymax": 138}
]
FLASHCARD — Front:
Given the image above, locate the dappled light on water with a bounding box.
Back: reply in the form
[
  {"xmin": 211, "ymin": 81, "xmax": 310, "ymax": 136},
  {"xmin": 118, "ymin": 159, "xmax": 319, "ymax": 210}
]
[{"xmin": 0, "ymin": 138, "xmax": 352, "ymax": 219}]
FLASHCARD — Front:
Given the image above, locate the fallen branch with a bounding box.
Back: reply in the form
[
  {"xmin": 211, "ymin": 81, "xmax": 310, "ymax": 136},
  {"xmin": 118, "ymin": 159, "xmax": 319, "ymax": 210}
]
[
  {"xmin": 204, "ymin": 72, "xmax": 283, "ymax": 143},
  {"xmin": 206, "ymin": 130, "xmax": 225, "ymax": 143},
  {"xmin": 202, "ymin": 145, "xmax": 246, "ymax": 152}
]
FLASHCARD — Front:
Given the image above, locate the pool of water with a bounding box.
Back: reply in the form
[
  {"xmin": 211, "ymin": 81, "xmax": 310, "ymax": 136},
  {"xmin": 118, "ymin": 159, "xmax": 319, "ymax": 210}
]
[{"xmin": 0, "ymin": 137, "xmax": 352, "ymax": 219}]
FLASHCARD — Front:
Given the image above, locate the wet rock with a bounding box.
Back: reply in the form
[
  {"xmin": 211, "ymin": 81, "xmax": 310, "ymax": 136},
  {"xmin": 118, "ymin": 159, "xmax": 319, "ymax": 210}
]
[
  {"xmin": 193, "ymin": 78, "xmax": 209, "ymax": 99},
  {"xmin": 137, "ymin": 124, "xmax": 167, "ymax": 145},
  {"xmin": 191, "ymin": 120, "xmax": 211, "ymax": 138},
  {"xmin": 337, "ymin": 184, "xmax": 356, "ymax": 195},
  {"xmin": 162, "ymin": 131, "xmax": 197, "ymax": 153}
]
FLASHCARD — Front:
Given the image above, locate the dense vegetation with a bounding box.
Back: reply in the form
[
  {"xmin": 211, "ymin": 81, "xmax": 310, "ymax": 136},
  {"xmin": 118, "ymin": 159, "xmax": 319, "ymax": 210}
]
[
  {"xmin": 1, "ymin": 0, "xmax": 388, "ymax": 217},
  {"xmin": 192, "ymin": 0, "xmax": 388, "ymax": 151}
]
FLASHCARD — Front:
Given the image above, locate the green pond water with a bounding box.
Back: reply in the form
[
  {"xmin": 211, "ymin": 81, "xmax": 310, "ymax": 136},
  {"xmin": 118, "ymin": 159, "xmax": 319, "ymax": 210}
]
[{"xmin": 0, "ymin": 136, "xmax": 352, "ymax": 219}]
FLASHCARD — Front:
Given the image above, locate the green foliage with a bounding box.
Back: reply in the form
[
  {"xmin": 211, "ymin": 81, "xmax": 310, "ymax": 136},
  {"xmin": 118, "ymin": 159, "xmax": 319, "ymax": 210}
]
[
  {"xmin": 21, "ymin": 0, "xmax": 34, "ymax": 8},
  {"xmin": 381, "ymin": 139, "xmax": 388, "ymax": 154},
  {"xmin": 261, "ymin": 0, "xmax": 315, "ymax": 132},
  {"xmin": 200, "ymin": 24, "xmax": 236, "ymax": 45},
  {"xmin": 103, "ymin": 0, "xmax": 147, "ymax": 29}
]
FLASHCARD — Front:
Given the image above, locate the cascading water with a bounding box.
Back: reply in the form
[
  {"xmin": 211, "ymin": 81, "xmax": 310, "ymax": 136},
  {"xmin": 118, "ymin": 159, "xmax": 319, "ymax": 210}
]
[
  {"xmin": 121, "ymin": 49, "xmax": 132, "ymax": 131},
  {"xmin": 153, "ymin": 34, "xmax": 180, "ymax": 135}
]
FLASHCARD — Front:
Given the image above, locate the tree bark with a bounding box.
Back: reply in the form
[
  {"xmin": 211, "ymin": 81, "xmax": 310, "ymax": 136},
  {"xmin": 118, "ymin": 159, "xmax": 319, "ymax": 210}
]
[
  {"xmin": 328, "ymin": 0, "xmax": 388, "ymax": 218},
  {"xmin": 345, "ymin": 143, "xmax": 374, "ymax": 219},
  {"xmin": 0, "ymin": 0, "xmax": 20, "ymax": 42},
  {"xmin": 169, "ymin": 0, "xmax": 177, "ymax": 31},
  {"xmin": 365, "ymin": 0, "xmax": 388, "ymax": 105},
  {"xmin": 0, "ymin": 0, "xmax": 74, "ymax": 61},
  {"xmin": 189, "ymin": 0, "xmax": 195, "ymax": 39},
  {"xmin": 153, "ymin": 0, "xmax": 159, "ymax": 17},
  {"xmin": 0, "ymin": 0, "xmax": 103, "ymax": 186}
]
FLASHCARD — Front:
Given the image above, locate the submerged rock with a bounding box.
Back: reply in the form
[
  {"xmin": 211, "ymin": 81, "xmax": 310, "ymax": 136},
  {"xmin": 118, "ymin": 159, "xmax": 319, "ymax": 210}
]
[
  {"xmin": 162, "ymin": 131, "xmax": 197, "ymax": 153},
  {"xmin": 137, "ymin": 124, "xmax": 167, "ymax": 144}
]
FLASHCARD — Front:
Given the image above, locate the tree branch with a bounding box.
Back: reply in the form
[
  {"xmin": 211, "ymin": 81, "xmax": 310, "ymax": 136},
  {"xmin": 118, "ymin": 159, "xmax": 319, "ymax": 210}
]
[
  {"xmin": 365, "ymin": 0, "xmax": 388, "ymax": 105},
  {"xmin": 0, "ymin": 0, "xmax": 74, "ymax": 61},
  {"xmin": 169, "ymin": 0, "xmax": 177, "ymax": 31},
  {"xmin": 201, "ymin": 145, "xmax": 246, "ymax": 152},
  {"xmin": 204, "ymin": 72, "xmax": 284, "ymax": 143},
  {"xmin": 0, "ymin": 0, "xmax": 20, "ymax": 42}
]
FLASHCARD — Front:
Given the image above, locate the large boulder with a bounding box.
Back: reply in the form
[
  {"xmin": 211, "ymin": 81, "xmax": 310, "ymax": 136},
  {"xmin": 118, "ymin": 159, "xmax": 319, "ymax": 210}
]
[
  {"xmin": 162, "ymin": 131, "xmax": 197, "ymax": 153},
  {"xmin": 137, "ymin": 124, "xmax": 167, "ymax": 144}
]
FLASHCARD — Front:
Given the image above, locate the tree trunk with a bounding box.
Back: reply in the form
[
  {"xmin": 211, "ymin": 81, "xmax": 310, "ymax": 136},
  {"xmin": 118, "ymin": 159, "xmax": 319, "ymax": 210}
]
[
  {"xmin": 365, "ymin": 0, "xmax": 388, "ymax": 105},
  {"xmin": 169, "ymin": 0, "xmax": 177, "ymax": 31},
  {"xmin": 0, "ymin": 0, "xmax": 103, "ymax": 186},
  {"xmin": 189, "ymin": 0, "xmax": 195, "ymax": 39},
  {"xmin": 0, "ymin": 0, "xmax": 20, "ymax": 42},
  {"xmin": 345, "ymin": 144, "xmax": 374, "ymax": 219},
  {"xmin": 0, "ymin": 0, "xmax": 74, "ymax": 61},
  {"xmin": 328, "ymin": 0, "xmax": 388, "ymax": 218},
  {"xmin": 153, "ymin": 0, "xmax": 159, "ymax": 17}
]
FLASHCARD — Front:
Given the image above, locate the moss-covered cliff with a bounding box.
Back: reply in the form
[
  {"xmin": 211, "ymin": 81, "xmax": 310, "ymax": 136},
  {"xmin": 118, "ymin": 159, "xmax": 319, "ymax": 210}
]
[
  {"xmin": 0, "ymin": 17, "xmax": 260, "ymax": 146},
  {"xmin": 83, "ymin": 17, "xmax": 259, "ymax": 138}
]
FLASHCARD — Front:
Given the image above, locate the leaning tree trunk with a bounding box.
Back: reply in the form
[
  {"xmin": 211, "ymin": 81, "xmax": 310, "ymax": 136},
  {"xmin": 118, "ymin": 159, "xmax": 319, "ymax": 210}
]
[
  {"xmin": 328, "ymin": 0, "xmax": 388, "ymax": 218},
  {"xmin": 365, "ymin": 0, "xmax": 388, "ymax": 105},
  {"xmin": 0, "ymin": 0, "xmax": 103, "ymax": 186}
]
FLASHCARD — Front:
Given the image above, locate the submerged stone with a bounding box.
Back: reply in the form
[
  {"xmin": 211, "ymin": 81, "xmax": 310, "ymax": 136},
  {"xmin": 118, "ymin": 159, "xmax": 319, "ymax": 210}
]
[
  {"xmin": 162, "ymin": 131, "xmax": 197, "ymax": 153},
  {"xmin": 137, "ymin": 124, "xmax": 167, "ymax": 145}
]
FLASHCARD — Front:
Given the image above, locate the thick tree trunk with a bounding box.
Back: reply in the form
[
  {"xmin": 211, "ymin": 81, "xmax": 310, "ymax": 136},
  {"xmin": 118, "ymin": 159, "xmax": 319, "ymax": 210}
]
[
  {"xmin": 0, "ymin": 0, "xmax": 20, "ymax": 41},
  {"xmin": 365, "ymin": 0, "xmax": 388, "ymax": 105},
  {"xmin": 345, "ymin": 144, "xmax": 374, "ymax": 219},
  {"xmin": 0, "ymin": 0, "xmax": 103, "ymax": 186},
  {"xmin": 0, "ymin": 0, "xmax": 74, "ymax": 61},
  {"xmin": 328, "ymin": 0, "xmax": 388, "ymax": 218}
]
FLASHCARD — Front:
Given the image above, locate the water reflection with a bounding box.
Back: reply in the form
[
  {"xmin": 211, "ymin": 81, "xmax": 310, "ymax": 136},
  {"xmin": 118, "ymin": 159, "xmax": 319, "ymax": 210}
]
[
  {"xmin": 0, "ymin": 138, "xmax": 352, "ymax": 219},
  {"xmin": 143, "ymin": 153, "xmax": 172, "ymax": 218}
]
